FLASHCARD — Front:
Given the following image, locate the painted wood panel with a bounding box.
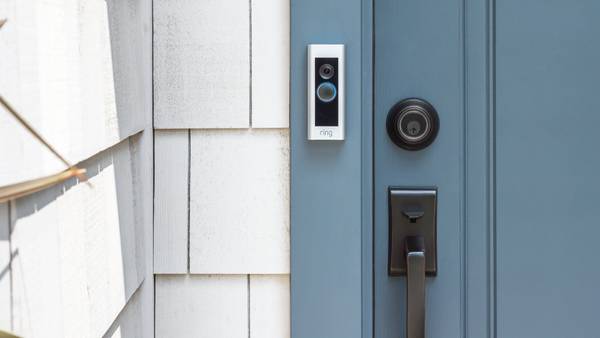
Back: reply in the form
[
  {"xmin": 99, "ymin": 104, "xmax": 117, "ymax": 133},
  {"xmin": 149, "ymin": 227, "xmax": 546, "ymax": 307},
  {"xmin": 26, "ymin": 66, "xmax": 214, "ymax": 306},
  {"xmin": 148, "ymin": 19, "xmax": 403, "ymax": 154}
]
[
  {"xmin": 154, "ymin": 130, "xmax": 189, "ymax": 274},
  {"xmin": 189, "ymin": 129, "xmax": 289, "ymax": 274},
  {"xmin": 250, "ymin": 275, "xmax": 290, "ymax": 338},
  {"xmin": 251, "ymin": 0, "xmax": 290, "ymax": 128},
  {"xmin": 463, "ymin": 0, "xmax": 492, "ymax": 336},
  {"xmin": 373, "ymin": 0, "xmax": 464, "ymax": 336},
  {"xmin": 106, "ymin": 0, "xmax": 154, "ymax": 336},
  {"xmin": 0, "ymin": 0, "xmax": 144, "ymax": 187},
  {"xmin": 126, "ymin": 131, "xmax": 154, "ymax": 338},
  {"xmin": 10, "ymin": 139, "xmax": 145, "ymax": 338},
  {"xmin": 103, "ymin": 282, "xmax": 153, "ymax": 338},
  {"xmin": 106, "ymin": 0, "xmax": 152, "ymax": 133},
  {"xmin": 290, "ymin": 0, "xmax": 364, "ymax": 336},
  {"xmin": 153, "ymin": 0, "xmax": 250, "ymax": 129},
  {"xmin": 495, "ymin": 2, "xmax": 600, "ymax": 336},
  {"xmin": 0, "ymin": 202, "xmax": 9, "ymax": 331},
  {"xmin": 155, "ymin": 275, "xmax": 247, "ymax": 338}
]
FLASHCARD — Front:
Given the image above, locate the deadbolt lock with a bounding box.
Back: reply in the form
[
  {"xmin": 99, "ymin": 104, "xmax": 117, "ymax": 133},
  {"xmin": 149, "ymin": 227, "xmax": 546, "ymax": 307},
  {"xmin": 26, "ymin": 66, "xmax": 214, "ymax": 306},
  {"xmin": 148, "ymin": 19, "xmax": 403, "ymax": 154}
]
[{"xmin": 386, "ymin": 98, "xmax": 439, "ymax": 151}]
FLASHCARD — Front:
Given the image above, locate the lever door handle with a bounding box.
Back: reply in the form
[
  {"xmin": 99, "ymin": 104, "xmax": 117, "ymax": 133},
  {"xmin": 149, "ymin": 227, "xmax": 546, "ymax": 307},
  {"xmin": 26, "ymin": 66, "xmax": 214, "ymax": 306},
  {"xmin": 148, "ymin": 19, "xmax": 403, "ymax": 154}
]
[
  {"xmin": 389, "ymin": 189, "xmax": 436, "ymax": 337},
  {"xmin": 405, "ymin": 236, "xmax": 426, "ymax": 338}
]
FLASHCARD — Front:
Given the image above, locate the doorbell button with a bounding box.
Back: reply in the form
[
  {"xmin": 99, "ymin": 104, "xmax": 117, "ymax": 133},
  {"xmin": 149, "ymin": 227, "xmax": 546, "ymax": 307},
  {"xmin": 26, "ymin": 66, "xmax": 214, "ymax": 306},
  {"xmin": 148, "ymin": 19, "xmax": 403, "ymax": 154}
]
[
  {"xmin": 386, "ymin": 98, "xmax": 439, "ymax": 150},
  {"xmin": 307, "ymin": 44, "xmax": 345, "ymax": 140},
  {"xmin": 316, "ymin": 82, "xmax": 337, "ymax": 102}
]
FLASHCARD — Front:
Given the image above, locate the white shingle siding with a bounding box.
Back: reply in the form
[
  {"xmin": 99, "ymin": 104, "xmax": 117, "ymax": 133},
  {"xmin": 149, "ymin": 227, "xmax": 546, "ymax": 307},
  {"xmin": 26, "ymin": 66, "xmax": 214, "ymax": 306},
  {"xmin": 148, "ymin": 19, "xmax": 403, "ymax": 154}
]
[
  {"xmin": 2, "ymin": 0, "xmax": 291, "ymax": 334},
  {"xmin": 155, "ymin": 275, "xmax": 248, "ymax": 338},
  {"xmin": 153, "ymin": 0, "xmax": 251, "ymax": 129},
  {"xmin": 0, "ymin": 0, "xmax": 154, "ymax": 336},
  {"xmin": 155, "ymin": 275, "xmax": 290, "ymax": 338},
  {"xmin": 0, "ymin": 203, "xmax": 9, "ymax": 330},
  {"xmin": 10, "ymin": 139, "xmax": 146, "ymax": 337},
  {"xmin": 0, "ymin": 0, "xmax": 145, "ymax": 187},
  {"xmin": 153, "ymin": 0, "xmax": 291, "ymax": 336},
  {"xmin": 104, "ymin": 282, "xmax": 154, "ymax": 338},
  {"xmin": 250, "ymin": 275, "xmax": 290, "ymax": 338},
  {"xmin": 189, "ymin": 129, "xmax": 289, "ymax": 274},
  {"xmin": 251, "ymin": 0, "xmax": 290, "ymax": 128},
  {"xmin": 154, "ymin": 130, "xmax": 190, "ymax": 274}
]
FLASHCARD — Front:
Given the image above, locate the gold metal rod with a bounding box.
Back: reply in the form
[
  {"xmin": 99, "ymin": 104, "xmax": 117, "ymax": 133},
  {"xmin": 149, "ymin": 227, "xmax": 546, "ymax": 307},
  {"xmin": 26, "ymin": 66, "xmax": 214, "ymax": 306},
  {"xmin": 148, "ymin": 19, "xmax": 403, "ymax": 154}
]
[
  {"xmin": 0, "ymin": 328, "xmax": 22, "ymax": 338},
  {"xmin": 0, "ymin": 168, "xmax": 86, "ymax": 203}
]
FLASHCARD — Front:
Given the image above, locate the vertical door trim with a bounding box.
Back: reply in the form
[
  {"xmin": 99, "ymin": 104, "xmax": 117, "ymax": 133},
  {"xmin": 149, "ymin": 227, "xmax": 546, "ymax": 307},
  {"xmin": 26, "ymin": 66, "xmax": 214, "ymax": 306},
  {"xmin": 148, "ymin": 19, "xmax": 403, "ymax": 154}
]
[
  {"xmin": 464, "ymin": 0, "xmax": 496, "ymax": 336},
  {"xmin": 290, "ymin": 0, "xmax": 373, "ymax": 337},
  {"xmin": 361, "ymin": 0, "xmax": 374, "ymax": 337}
]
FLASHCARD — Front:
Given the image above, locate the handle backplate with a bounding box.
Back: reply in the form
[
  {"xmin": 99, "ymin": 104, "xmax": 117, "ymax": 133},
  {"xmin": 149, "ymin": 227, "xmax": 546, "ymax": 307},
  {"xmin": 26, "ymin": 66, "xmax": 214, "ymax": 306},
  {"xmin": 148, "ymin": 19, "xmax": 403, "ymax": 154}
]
[{"xmin": 388, "ymin": 187, "xmax": 437, "ymax": 276}]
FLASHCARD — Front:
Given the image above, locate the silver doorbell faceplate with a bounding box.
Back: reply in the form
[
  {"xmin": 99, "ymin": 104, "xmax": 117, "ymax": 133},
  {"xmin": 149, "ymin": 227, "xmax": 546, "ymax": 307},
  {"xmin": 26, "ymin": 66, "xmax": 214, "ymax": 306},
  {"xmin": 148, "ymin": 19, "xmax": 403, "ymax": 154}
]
[{"xmin": 307, "ymin": 44, "xmax": 345, "ymax": 140}]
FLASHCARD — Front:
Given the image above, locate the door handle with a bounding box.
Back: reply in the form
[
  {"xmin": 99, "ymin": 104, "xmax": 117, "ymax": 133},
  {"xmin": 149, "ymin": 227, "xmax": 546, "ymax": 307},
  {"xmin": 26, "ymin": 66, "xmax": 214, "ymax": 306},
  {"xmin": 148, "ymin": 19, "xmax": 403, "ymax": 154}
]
[
  {"xmin": 388, "ymin": 188, "xmax": 437, "ymax": 338},
  {"xmin": 405, "ymin": 236, "xmax": 426, "ymax": 338}
]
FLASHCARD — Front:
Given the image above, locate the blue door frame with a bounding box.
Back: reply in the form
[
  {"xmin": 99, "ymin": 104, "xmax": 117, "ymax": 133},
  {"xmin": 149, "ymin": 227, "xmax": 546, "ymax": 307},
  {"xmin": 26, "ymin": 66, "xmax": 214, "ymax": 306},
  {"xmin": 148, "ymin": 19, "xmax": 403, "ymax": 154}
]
[
  {"xmin": 290, "ymin": 1, "xmax": 373, "ymax": 337},
  {"xmin": 290, "ymin": 0, "xmax": 371, "ymax": 336}
]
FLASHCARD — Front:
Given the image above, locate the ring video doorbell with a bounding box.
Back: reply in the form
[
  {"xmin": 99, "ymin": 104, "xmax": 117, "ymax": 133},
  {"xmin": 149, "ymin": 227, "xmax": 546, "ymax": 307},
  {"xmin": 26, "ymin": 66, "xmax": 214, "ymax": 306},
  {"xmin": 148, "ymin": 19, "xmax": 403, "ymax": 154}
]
[{"xmin": 307, "ymin": 44, "xmax": 345, "ymax": 140}]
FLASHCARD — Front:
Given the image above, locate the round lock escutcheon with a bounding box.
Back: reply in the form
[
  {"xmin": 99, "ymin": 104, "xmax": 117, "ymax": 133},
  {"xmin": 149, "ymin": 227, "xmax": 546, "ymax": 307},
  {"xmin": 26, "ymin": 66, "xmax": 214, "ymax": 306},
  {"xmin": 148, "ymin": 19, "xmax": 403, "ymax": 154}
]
[{"xmin": 386, "ymin": 98, "xmax": 439, "ymax": 151}]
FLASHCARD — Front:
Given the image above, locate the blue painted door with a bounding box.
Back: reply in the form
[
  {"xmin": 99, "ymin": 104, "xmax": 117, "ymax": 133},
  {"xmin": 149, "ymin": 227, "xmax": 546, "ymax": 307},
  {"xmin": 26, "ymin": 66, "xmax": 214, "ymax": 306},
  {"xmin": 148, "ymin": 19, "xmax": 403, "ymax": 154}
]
[{"xmin": 375, "ymin": 0, "xmax": 600, "ymax": 337}]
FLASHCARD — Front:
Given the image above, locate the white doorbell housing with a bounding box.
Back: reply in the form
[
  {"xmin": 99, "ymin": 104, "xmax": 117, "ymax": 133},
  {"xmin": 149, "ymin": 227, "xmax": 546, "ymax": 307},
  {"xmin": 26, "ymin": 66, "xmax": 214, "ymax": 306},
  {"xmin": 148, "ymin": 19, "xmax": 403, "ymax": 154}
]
[{"xmin": 307, "ymin": 44, "xmax": 345, "ymax": 140}]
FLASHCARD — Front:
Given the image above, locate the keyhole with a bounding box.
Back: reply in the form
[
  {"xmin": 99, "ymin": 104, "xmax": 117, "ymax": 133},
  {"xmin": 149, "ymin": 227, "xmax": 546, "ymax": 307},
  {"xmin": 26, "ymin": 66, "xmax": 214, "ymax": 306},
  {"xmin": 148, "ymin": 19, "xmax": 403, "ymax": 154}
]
[{"xmin": 407, "ymin": 121, "xmax": 421, "ymax": 136}]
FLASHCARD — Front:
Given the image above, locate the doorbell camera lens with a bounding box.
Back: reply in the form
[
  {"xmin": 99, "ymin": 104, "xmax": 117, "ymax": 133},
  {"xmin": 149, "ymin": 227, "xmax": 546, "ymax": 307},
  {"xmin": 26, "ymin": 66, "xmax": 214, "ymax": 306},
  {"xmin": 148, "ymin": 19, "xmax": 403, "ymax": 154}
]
[
  {"xmin": 319, "ymin": 64, "xmax": 335, "ymax": 79},
  {"xmin": 316, "ymin": 82, "xmax": 337, "ymax": 103}
]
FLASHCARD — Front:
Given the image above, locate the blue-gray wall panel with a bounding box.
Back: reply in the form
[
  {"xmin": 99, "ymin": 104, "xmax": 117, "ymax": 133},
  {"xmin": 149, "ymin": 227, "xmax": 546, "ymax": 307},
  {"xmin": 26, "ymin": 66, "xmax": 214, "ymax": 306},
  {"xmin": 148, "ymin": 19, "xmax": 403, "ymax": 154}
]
[
  {"xmin": 496, "ymin": 1, "xmax": 600, "ymax": 337},
  {"xmin": 290, "ymin": 1, "xmax": 366, "ymax": 337}
]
